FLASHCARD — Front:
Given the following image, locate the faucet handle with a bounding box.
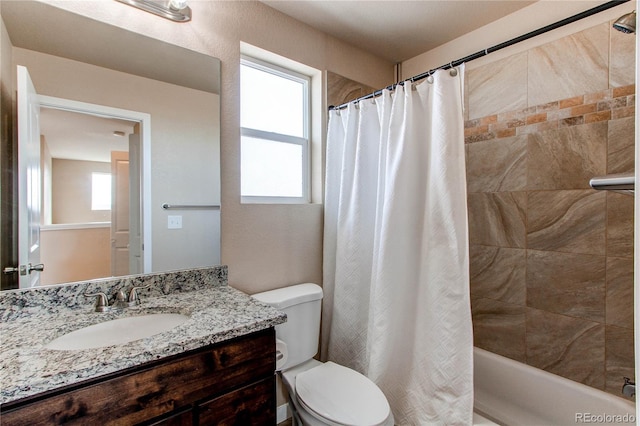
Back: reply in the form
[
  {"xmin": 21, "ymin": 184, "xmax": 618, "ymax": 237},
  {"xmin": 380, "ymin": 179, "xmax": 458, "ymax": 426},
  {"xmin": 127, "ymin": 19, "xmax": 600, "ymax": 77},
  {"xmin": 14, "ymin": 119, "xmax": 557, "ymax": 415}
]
[
  {"xmin": 127, "ymin": 284, "xmax": 151, "ymax": 306},
  {"xmin": 84, "ymin": 292, "xmax": 110, "ymax": 312}
]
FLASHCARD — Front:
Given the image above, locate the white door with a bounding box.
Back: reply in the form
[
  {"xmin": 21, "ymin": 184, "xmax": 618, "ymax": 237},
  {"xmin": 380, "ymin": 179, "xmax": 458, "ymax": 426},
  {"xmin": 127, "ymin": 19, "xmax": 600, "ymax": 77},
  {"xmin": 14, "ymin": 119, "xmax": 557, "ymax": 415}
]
[
  {"xmin": 128, "ymin": 133, "xmax": 142, "ymax": 274},
  {"xmin": 111, "ymin": 150, "xmax": 130, "ymax": 277},
  {"xmin": 17, "ymin": 66, "xmax": 43, "ymax": 288}
]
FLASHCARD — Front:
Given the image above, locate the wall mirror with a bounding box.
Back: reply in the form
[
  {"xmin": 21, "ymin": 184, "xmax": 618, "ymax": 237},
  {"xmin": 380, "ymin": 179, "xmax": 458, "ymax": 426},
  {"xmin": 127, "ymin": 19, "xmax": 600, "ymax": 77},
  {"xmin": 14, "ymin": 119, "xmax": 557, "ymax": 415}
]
[{"xmin": 1, "ymin": 1, "xmax": 221, "ymax": 290}]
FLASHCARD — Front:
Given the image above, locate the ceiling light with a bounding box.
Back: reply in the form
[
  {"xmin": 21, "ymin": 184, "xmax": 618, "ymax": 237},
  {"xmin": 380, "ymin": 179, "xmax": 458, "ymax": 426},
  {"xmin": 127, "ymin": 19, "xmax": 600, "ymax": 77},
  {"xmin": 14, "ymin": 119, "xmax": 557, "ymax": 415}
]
[
  {"xmin": 115, "ymin": 0, "xmax": 192, "ymax": 22},
  {"xmin": 113, "ymin": 131, "xmax": 126, "ymax": 137}
]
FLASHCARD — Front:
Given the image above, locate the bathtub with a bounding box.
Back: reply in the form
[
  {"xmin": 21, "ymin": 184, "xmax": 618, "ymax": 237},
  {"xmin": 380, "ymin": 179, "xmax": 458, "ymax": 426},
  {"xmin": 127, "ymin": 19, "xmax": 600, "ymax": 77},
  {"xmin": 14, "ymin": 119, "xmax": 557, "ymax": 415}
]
[{"xmin": 473, "ymin": 347, "xmax": 636, "ymax": 426}]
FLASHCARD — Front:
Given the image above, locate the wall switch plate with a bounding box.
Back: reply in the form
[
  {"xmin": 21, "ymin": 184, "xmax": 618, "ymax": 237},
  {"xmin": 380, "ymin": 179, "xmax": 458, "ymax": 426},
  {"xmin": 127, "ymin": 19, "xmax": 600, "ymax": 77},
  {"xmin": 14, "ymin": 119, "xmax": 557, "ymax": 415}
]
[{"xmin": 168, "ymin": 215, "xmax": 182, "ymax": 229}]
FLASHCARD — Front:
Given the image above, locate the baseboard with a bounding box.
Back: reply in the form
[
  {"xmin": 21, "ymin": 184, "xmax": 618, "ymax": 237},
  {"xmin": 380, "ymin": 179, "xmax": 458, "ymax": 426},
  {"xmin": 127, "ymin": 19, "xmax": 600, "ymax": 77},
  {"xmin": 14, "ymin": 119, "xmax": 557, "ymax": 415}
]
[{"xmin": 277, "ymin": 403, "xmax": 291, "ymax": 424}]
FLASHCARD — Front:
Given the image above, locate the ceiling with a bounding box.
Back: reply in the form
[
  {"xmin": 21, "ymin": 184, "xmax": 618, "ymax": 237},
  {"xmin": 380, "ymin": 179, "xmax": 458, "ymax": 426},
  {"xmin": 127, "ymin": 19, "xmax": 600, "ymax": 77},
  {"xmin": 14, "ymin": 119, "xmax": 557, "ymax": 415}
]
[
  {"xmin": 40, "ymin": 108, "xmax": 134, "ymax": 163},
  {"xmin": 261, "ymin": 0, "xmax": 536, "ymax": 63}
]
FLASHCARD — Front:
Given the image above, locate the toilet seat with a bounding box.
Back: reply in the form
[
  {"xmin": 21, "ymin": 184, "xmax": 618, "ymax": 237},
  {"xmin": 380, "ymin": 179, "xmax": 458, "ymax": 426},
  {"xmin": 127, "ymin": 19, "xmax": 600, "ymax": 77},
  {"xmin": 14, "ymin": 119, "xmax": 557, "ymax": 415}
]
[{"xmin": 295, "ymin": 361, "xmax": 391, "ymax": 426}]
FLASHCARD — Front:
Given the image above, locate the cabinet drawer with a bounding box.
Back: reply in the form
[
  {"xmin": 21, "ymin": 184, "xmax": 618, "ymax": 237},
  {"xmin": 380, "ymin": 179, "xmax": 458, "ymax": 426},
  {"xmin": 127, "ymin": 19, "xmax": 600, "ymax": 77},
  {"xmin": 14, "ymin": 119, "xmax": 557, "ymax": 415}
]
[
  {"xmin": 1, "ymin": 329, "xmax": 275, "ymax": 425},
  {"xmin": 197, "ymin": 376, "xmax": 276, "ymax": 426},
  {"xmin": 146, "ymin": 408, "xmax": 193, "ymax": 426}
]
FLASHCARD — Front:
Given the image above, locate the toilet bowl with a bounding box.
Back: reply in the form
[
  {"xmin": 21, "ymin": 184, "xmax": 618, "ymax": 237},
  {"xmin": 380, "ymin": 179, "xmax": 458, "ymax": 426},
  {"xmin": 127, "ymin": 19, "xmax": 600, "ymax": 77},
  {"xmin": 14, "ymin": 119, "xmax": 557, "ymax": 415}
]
[
  {"xmin": 252, "ymin": 283, "xmax": 393, "ymax": 426},
  {"xmin": 282, "ymin": 359, "xmax": 394, "ymax": 426}
]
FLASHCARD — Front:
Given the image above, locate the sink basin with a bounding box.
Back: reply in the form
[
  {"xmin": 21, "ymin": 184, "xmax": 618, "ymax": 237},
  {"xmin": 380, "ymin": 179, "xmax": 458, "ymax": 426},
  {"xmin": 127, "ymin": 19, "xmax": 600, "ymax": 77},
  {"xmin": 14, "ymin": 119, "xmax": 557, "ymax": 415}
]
[{"xmin": 45, "ymin": 313, "xmax": 190, "ymax": 351}]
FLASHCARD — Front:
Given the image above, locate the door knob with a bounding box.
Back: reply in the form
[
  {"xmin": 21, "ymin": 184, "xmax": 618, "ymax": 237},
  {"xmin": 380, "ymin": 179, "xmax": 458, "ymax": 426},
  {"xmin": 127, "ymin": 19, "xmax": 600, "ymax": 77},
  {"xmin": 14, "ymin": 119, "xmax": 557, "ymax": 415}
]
[
  {"xmin": 3, "ymin": 265, "xmax": 27, "ymax": 275},
  {"xmin": 27, "ymin": 263, "xmax": 44, "ymax": 274},
  {"xmin": 3, "ymin": 266, "xmax": 19, "ymax": 274},
  {"xmin": 3, "ymin": 264, "xmax": 44, "ymax": 275}
]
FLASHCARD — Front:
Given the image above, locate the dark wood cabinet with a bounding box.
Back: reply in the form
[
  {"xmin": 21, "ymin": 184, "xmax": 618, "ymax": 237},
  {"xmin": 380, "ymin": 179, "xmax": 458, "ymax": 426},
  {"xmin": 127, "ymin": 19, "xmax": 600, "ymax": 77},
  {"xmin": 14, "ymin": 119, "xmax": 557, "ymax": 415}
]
[{"xmin": 0, "ymin": 328, "xmax": 276, "ymax": 425}]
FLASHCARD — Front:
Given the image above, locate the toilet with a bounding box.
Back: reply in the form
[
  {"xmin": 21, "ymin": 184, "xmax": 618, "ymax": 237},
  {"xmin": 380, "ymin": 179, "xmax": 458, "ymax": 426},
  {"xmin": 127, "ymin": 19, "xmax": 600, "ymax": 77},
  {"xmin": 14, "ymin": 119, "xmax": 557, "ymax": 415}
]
[{"xmin": 252, "ymin": 283, "xmax": 394, "ymax": 426}]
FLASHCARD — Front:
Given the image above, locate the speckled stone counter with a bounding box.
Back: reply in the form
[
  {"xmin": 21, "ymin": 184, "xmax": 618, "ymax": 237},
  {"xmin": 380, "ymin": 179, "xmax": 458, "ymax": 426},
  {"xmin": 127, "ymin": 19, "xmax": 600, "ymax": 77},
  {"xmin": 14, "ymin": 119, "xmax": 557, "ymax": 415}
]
[{"xmin": 0, "ymin": 266, "xmax": 286, "ymax": 405}]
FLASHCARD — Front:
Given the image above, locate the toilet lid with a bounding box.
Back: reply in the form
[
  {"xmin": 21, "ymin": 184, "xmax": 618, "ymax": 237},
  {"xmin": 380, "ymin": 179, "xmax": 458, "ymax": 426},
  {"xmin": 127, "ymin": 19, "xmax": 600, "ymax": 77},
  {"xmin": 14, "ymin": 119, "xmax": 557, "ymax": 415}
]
[{"xmin": 295, "ymin": 362, "xmax": 390, "ymax": 426}]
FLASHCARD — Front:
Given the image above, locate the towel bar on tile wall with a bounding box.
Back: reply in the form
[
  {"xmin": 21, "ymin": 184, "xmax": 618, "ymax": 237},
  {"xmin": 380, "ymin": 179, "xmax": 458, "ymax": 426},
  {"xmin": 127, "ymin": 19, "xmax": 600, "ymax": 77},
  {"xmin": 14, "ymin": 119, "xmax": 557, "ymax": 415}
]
[
  {"xmin": 162, "ymin": 203, "xmax": 220, "ymax": 210},
  {"xmin": 589, "ymin": 173, "xmax": 635, "ymax": 196}
]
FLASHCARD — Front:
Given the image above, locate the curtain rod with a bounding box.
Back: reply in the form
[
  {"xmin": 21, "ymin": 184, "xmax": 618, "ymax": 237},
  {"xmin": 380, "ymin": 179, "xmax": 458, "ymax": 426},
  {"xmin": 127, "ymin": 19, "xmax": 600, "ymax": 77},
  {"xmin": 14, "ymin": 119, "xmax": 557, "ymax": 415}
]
[{"xmin": 329, "ymin": 0, "xmax": 631, "ymax": 111}]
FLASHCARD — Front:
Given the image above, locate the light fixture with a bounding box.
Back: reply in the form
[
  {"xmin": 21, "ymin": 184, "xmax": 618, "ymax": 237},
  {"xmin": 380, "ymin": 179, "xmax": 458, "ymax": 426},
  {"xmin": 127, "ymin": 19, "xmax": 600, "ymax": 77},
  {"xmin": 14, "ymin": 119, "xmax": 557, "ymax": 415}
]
[
  {"xmin": 613, "ymin": 10, "xmax": 636, "ymax": 34},
  {"xmin": 113, "ymin": 131, "xmax": 126, "ymax": 137},
  {"xmin": 115, "ymin": 0, "xmax": 192, "ymax": 22}
]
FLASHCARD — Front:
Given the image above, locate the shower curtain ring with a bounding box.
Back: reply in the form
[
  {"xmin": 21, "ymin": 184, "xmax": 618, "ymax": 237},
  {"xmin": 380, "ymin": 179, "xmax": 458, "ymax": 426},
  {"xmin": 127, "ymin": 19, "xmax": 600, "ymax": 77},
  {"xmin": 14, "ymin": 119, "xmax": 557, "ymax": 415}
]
[
  {"xmin": 449, "ymin": 61, "xmax": 458, "ymax": 77},
  {"xmin": 427, "ymin": 70, "xmax": 434, "ymax": 84}
]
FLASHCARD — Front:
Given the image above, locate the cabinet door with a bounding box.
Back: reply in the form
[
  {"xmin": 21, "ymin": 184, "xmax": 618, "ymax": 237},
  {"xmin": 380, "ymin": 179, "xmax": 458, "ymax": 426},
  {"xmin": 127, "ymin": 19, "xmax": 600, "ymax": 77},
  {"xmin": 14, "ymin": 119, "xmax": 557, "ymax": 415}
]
[{"xmin": 196, "ymin": 376, "xmax": 276, "ymax": 426}]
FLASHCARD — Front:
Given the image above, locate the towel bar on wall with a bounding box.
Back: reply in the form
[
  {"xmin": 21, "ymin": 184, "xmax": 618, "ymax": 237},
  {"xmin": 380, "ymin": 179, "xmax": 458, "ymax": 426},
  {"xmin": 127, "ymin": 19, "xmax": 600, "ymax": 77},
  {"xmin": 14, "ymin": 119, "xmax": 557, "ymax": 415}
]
[
  {"xmin": 162, "ymin": 203, "xmax": 220, "ymax": 210},
  {"xmin": 589, "ymin": 173, "xmax": 635, "ymax": 195}
]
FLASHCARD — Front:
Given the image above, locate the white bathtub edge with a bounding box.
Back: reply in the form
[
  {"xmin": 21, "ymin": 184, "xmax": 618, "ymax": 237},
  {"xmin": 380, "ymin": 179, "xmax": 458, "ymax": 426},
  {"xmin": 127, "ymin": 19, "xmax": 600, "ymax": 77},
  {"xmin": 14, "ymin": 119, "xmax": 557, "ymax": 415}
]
[{"xmin": 474, "ymin": 347, "xmax": 635, "ymax": 426}]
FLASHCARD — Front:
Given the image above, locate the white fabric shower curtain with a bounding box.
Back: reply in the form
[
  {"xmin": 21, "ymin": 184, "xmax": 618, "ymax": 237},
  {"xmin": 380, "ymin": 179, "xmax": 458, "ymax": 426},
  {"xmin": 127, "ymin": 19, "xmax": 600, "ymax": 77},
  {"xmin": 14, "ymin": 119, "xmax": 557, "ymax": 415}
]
[{"xmin": 322, "ymin": 67, "xmax": 473, "ymax": 425}]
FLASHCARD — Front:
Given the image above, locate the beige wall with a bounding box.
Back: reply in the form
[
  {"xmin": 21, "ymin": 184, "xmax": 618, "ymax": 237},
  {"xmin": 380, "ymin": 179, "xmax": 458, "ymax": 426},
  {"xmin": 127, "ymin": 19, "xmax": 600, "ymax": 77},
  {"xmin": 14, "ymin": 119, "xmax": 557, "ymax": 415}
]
[
  {"xmin": 43, "ymin": 0, "xmax": 394, "ymax": 294},
  {"xmin": 404, "ymin": 6, "xmax": 635, "ymax": 399},
  {"xmin": 51, "ymin": 158, "xmax": 110, "ymax": 224},
  {"xmin": 40, "ymin": 225, "xmax": 111, "ymax": 285}
]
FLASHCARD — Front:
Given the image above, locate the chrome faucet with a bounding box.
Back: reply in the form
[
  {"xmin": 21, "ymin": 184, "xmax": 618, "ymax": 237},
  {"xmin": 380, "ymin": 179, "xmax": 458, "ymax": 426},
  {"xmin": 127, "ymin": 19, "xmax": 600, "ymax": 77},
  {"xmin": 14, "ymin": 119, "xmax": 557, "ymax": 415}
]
[
  {"xmin": 84, "ymin": 285, "xmax": 151, "ymax": 312},
  {"xmin": 112, "ymin": 290, "xmax": 129, "ymax": 310},
  {"xmin": 622, "ymin": 377, "xmax": 635, "ymax": 398}
]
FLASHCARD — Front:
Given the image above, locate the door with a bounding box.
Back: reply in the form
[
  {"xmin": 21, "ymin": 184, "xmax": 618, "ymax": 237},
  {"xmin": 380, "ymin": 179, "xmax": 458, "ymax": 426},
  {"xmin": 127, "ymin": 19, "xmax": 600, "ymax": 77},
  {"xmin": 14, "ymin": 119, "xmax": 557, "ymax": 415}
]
[
  {"xmin": 15, "ymin": 66, "xmax": 43, "ymax": 288},
  {"xmin": 128, "ymin": 131, "xmax": 142, "ymax": 274},
  {"xmin": 111, "ymin": 151, "xmax": 130, "ymax": 277}
]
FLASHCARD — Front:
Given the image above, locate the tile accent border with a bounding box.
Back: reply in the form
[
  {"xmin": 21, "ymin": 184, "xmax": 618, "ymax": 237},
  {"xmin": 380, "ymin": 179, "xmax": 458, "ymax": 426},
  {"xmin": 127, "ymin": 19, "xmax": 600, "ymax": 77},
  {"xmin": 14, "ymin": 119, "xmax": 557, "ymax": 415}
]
[{"xmin": 464, "ymin": 84, "xmax": 635, "ymax": 144}]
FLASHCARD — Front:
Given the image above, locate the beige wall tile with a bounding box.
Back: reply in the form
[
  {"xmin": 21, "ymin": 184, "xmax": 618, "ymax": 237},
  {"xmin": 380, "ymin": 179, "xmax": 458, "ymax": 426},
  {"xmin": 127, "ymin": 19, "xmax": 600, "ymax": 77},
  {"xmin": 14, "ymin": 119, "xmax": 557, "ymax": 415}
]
[
  {"xmin": 610, "ymin": 21, "xmax": 636, "ymax": 88},
  {"xmin": 467, "ymin": 52, "xmax": 527, "ymax": 120},
  {"xmin": 528, "ymin": 24, "xmax": 609, "ymax": 106},
  {"xmin": 608, "ymin": 116, "xmax": 635, "ymax": 174},
  {"xmin": 463, "ymin": 16, "xmax": 635, "ymax": 398},
  {"xmin": 527, "ymin": 122, "xmax": 607, "ymax": 190},
  {"xmin": 605, "ymin": 326, "xmax": 635, "ymax": 399},
  {"xmin": 606, "ymin": 192, "xmax": 634, "ymax": 258},
  {"xmin": 470, "ymin": 245, "xmax": 526, "ymax": 305},
  {"xmin": 526, "ymin": 250, "xmax": 605, "ymax": 322},
  {"xmin": 466, "ymin": 135, "xmax": 527, "ymax": 193},
  {"xmin": 606, "ymin": 257, "xmax": 634, "ymax": 329},
  {"xmin": 526, "ymin": 308, "xmax": 605, "ymax": 389},
  {"xmin": 468, "ymin": 192, "xmax": 527, "ymax": 248},
  {"xmin": 527, "ymin": 190, "xmax": 606, "ymax": 255},
  {"xmin": 471, "ymin": 298, "xmax": 526, "ymax": 362},
  {"xmin": 327, "ymin": 71, "xmax": 376, "ymax": 107}
]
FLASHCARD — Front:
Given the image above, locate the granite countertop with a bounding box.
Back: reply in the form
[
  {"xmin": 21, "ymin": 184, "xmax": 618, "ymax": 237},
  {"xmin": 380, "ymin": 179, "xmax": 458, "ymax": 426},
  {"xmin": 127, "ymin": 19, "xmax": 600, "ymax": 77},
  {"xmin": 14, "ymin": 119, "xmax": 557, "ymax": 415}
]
[{"xmin": 0, "ymin": 267, "xmax": 286, "ymax": 405}]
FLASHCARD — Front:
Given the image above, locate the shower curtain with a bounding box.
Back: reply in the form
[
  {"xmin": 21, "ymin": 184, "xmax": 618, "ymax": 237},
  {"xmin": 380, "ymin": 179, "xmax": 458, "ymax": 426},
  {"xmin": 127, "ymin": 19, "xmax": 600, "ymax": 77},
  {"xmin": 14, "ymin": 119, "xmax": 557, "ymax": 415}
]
[{"xmin": 322, "ymin": 67, "xmax": 473, "ymax": 425}]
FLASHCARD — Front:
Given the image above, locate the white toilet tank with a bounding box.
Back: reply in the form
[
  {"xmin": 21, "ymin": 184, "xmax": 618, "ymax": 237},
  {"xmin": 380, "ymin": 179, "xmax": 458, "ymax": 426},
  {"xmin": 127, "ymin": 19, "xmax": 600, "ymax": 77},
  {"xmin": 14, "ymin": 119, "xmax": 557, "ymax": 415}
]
[{"xmin": 252, "ymin": 283, "xmax": 323, "ymax": 371}]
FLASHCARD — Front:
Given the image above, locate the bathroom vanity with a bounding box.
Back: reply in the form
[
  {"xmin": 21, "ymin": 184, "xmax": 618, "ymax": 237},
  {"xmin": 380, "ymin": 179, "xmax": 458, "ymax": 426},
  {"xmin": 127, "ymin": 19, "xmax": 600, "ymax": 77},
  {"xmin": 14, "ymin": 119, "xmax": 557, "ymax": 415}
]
[{"xmin": 0, "ymin": 266, "xmax": 286, "ymax": 425}]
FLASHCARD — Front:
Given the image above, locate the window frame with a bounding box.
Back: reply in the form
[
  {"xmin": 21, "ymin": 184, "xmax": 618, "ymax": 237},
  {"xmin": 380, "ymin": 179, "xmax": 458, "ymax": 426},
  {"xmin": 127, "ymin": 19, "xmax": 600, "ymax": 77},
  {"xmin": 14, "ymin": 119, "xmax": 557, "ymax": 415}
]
[{"xmin": 240, "ymin": 55, "xmax": 311, "ymax": 204}]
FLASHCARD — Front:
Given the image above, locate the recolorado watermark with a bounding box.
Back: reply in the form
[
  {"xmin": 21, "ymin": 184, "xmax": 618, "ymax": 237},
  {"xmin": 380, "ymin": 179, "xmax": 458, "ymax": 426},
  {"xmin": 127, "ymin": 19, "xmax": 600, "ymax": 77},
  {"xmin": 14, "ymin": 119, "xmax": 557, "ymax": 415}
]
[{"xmin": 575, "ymin": 413, "xmax": 635, "ymax": 423}]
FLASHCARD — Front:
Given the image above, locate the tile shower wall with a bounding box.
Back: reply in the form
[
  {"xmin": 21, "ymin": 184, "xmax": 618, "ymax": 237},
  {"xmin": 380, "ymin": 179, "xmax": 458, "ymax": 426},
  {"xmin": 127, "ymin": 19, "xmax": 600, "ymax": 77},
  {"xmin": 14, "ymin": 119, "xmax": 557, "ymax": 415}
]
[
  {"xmin": 465, "ymin": 20, "xmax": 635, "ymax": 398},
  {"xmin": 327, "ymin": 71, "xmax": 376, "ymax": 107}
]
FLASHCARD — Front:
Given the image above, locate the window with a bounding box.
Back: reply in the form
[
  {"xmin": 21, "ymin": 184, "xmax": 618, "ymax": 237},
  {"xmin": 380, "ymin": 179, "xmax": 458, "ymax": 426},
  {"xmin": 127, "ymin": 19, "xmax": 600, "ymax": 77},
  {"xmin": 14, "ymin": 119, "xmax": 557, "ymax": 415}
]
[
  {"xmin": 91, "ymin": 172, "xmax": 111, "ymax": 211},
  {"xmin": 240, "ymin": 56, "xmax": 310, "ymax": 203}
]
